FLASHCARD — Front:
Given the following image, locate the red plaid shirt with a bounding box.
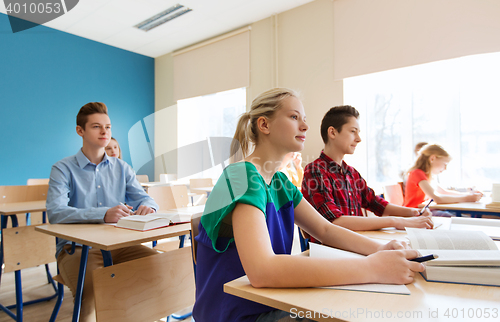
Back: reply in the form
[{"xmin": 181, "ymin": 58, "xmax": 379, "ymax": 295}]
[{"xmin": 301, "ymin": 152, "xmax": 388, "ymax": 222}]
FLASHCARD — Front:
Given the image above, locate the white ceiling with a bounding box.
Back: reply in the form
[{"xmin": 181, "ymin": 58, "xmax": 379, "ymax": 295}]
[{"xmin": 1, "ymin": 0, "xmax": 314, "ymax": 57}]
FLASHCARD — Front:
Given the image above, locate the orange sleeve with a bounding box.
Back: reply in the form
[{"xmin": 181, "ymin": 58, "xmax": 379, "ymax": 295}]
[{"xmin": 403, "ymin": 169, "xmax": 429, "ymax": 208}]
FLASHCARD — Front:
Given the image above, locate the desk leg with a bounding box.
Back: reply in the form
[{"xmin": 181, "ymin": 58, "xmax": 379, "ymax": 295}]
[
  {"xmin": 14, "ymin": 270, "xmax": 23, "ymax": 322},
  {"xmin": 100, "ymin": 250, "xmax": 112, "ymax": 267},
  {"xmin": 72, "ymin": 245, "xmax": 89, "ymax": 322},
  {"xmin": 0, "ymin": 215, "xmax": 6, "ymax": 285}
]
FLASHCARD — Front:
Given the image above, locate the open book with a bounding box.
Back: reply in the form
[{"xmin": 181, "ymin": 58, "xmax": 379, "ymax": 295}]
[
  {"xmin": 406, "ymin": 228, "xmax": 500, "ymax": 286},
  {"xmin": 450, "ymin": 217, "xmax": 500, "ymax": 240},
  {"xmin": 309, "ymin": 243, "xmax": 410, "ymax": 295},
  {"xmin": 116, "ymin": 212, "xmax": 190, "ymax": 231}
]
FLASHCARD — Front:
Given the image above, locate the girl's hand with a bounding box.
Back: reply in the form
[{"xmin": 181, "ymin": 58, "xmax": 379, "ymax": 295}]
[
  {"xmin": 466, "ymin": 192, "xmax": 482, "ymax": 202},
  {"xmin": 395, "ymin": 216, "xmax": 434, "ymax": 230},
  {"xmin": 377, "ymin": 239, "xmax": 409, "ymax": 251},
  {"xmin": 366, "ymin": 250, "xmax": 425, "ymax": 285}
]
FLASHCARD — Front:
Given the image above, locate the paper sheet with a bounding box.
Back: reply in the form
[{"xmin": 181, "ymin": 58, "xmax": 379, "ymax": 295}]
[{"xmin": 309, "ymin": 243, "xmax": 411, "ymax": 295}]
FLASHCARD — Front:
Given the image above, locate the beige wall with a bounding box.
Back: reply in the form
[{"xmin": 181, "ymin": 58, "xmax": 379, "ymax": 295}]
[
  {"xmin": 333, "ymin": 0, "xmax": 500, "ymax": 79},
  {"xmin": 154, "ymin": 53, "xmax": 177, "ymax": 181},
  {"xmin": 277, "ymin": 0, "xmax": 342, "ymax": 164},
  {"xmin": 154, "ymin": 0, "xmax": 500, "ymax": 178}
]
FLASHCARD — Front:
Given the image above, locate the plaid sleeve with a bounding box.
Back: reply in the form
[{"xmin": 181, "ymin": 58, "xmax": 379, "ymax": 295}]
[
  {"xmin": 354, "ymin": 170, "xmax": 388, "ymax": 216},
  {"xmin": 302, "ymin": 163, "xmax": 344, "ymax": 222}
]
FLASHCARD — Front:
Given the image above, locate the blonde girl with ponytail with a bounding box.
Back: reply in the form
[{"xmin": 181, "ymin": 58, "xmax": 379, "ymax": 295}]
[
  {"xmin": 193, "ymin": 88, "xmax": 425, "ymax": 322},
  {"xmin": 404, "ymin": 144, "xmax": 482, "ymax": 208}
]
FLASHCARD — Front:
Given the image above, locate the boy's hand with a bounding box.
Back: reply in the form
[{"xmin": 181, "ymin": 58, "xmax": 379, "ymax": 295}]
[
  {"xmin": 104, "ymin": 205, "xmax": 131, "ymax": 223},
  {"xmin": 135, "ymin": 205, "xmax": 156, "ymax": 216},
  {"xmin": 366, "ymin": 249, "xmax": 425, "ymax": 285},
  {"xmin": 395, "ymin": 216, "xmax": 434, "ymax": 230}
]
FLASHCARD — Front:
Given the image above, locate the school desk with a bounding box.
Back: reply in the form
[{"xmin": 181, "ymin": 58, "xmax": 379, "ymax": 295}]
[
  {"xmin": 189, "ymin": 186, "xmax": 213, "ymax": 197},
  {"xmin": 428, "ymin": 199, "xmax": 500, "ymax": 218},
  {"xmin": 224, "ymin": 220, "xmax": 500, "ymax": 322},
  {"xmin": 35, "ymin": 223, "xmax": 191, "ymax": 322}
]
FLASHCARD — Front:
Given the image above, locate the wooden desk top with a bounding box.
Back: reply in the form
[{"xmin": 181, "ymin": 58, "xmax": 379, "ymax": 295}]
[
  {"xmin": 0, "ymin": 200, "xmax": 46, "ymax": 215},
  {"xmin": 356, "ymin": 217, "xmax": 451, "ymax": 242},
  {"xmin": 190, "ymin": 186, "xmax": 214, "ymax": 194},
  {"xmin": 35, "ymin": 223, "xmax": 190, "ymax": 251},
  {"xmin": 225, "ymin": 274, "xmax": 500, "ymax": 322},
  {"xmin": 225, "ymin": 218, "xmax": 500, "ymax": 321},
  {"xmin": 428, "ymin": 199, "xmax": 500, "ymax": 213}
]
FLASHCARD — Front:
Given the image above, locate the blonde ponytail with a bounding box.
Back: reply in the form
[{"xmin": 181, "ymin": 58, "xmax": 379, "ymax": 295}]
[{"xmin": 230, "ymin": 88, "xmax": 299, "ymax": 162}]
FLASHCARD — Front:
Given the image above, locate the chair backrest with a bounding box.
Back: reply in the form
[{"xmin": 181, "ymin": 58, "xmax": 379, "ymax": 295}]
[
  {"xmin": 190, "ymin": 211, "xmax": 203, "ymax": 266},
  {"xmin": 160, "ymin": 173, "xmax": 178, "ymax": 183},
  {"xmin": 93, "ymin": 248, "xmax": 195, "ymax": 322},
  {"xmin": 135, "ymin": 174, "xmax": 149, "ymax": 183},
  {"xmin": 1, "ymin": 184, "xmax": 55, "ymax": 271},
  {"xmin": 298, "ymin": 227, "xmax": 311, "ymax": 252},
  {"xmin": 27, "ymin": 178, "xmax": 50, "ymax": 185},
  {"xmin": 2, "ymin": 225, "xmax": 56, "ymax": 272},
  {"xmin": 0, "ymin": 184, "xmax": 49, "ymax": 203},
  {"xmin": 383, "ymin": 184, "xmax": 405, "ymax": 206},
  {"xmin": 147, "ymin": 185, "xmax": 189, "ymax": 211},
  {"xmin": 189, "ymin": 178, "xmax": 213, "ymax": 189}
]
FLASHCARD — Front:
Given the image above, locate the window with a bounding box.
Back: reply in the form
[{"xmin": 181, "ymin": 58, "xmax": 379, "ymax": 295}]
[
  {"xmin": 344, "ymin": 52, "xmax": 500, "ymax": 191},
  {"xmin": 177, "ymin": 87, "xmax": 246, "ymax": 180}
]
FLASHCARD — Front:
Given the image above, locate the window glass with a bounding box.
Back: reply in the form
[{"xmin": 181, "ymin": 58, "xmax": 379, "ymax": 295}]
[
  {"xmin": 177, "ymin": 88, "xmax": 246, "ymax": 180},
  {"xmin": 344, "ymin": 52, "xmax": 500, "ymax": 191}
]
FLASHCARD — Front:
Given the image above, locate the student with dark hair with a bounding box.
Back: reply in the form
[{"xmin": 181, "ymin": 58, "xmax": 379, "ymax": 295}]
[
  {"xmin": 302, "ymin": 106, "xmax": 433, "ymax": 233},
  {"xmin": 47, "ymin": 102, "xmax": 158, "ymax": 322}
]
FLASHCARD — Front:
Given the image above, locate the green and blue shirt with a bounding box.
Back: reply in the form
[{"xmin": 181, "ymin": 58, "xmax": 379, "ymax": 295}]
[{"xmin": 193, "ymin": 162, "xmax": 302, "ymax": 322}]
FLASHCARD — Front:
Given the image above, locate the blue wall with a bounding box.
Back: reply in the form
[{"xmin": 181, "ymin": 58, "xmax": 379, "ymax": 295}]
[{"xmin": 0, "ymin": 13, "xmax": 155, "ymax": 185}]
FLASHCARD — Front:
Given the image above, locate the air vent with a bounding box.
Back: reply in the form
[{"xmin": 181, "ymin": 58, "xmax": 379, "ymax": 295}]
[{"xmin": 135, "ymin": 4, "xmax": 192, "ymax": 32}]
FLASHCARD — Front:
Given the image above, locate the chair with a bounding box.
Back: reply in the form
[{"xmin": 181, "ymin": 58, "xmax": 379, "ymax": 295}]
[
  {"xmin": 189, "ymin": 178, "xmax": 213, "ymax": 190},
  {"xmin": 93, "ymin": 248, "xmax": 195, "ymax": 322},
  {"xmin": 189, "ymin": 178, "xmax": 214, "ymax": 201},
  {"xmin": 190, "ymin": 211, "xmax": 202, "ymax": 272},
  {"xmin": 0, "ymin": 184, "xmax": 49, "ymax": 228},
  {"xmin": 135, "ymin": 174, "xmax": 149, "ymax": 183},
  {"xmin": 297, "ymin": 227, "xmax": 311, "ymax": 252},
  {"xmin": 160, "ymin": 174, "xmax": 178, "ymax": 183},
  {"xmin": 147, "ymin": 185, "xmax": 190, "ymax": 251},
  {"xmin": 0, "ymin": 184, "xmax": 58, "ymax": 321},
  {"xmin": 147, "ymin": 185, "xmax": 190, "ymax": 211},
  {"xmin": 26, "ymin": 178, "xmax": 49, "ymax": 185},
  {"xmin": 26, "ymin": 179, "xmax": 49, "ymax": 226},
  {"xmin": 383, "ymin": 184, "xmax": 405, "ymax": 206}
]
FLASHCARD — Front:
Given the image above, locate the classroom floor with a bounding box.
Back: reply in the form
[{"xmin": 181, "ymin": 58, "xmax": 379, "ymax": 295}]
[{"xmin": 0, "ymin": 230, "xmax": 302, "ymax": 322}]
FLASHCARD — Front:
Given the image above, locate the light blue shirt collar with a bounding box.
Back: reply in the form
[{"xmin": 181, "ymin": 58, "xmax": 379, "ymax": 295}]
[{"xmin": 75, "ymin": 149, "xmax": 110, "ymax": 169}]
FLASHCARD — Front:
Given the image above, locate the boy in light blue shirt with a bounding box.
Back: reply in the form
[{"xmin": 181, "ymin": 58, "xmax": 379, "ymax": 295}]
[{"xmin": 46, "ymin": 102, "xmax": 158, "ymax": 322}]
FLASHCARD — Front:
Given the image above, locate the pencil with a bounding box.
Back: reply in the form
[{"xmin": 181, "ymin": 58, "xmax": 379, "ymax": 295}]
[
  {"xmin": 410, "ymin": 254, "xmax": 439, "ymax": 263},
  {"xmin": 419, "ymin": 198, "xmax": 434, "ymax": 215},
  {"xmin": 120, "ymin": 202, "xmax": 134, "ymax": 214}
]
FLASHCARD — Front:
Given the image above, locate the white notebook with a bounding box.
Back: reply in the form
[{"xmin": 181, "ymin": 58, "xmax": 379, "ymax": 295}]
[{"xmin": 309, "ymin": 243, "xmax": 410, "ymax": 295}]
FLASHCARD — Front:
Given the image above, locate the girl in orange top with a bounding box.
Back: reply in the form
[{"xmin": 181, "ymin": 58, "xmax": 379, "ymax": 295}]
[{"xmin": 404, "ymin": 144, "xmax": 482, "ymax": 208}]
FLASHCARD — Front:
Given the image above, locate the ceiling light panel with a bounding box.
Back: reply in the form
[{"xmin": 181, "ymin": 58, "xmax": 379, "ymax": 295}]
[{"xmin": 135, "ymin": 3, "xmax": 192, "ymax": 31}]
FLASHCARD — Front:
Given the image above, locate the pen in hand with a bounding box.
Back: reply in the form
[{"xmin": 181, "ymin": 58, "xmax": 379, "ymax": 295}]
[
  {"xmin": 120, "ymin": 202, "xmax": 134, "ymax": 215},
  {"xmin": 410, "ymin": 254, "xmax": 439, "ymax": 263},
  {"xmin": 419, "ymin": 198, "xmax": 434, "ymax": 215}
]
